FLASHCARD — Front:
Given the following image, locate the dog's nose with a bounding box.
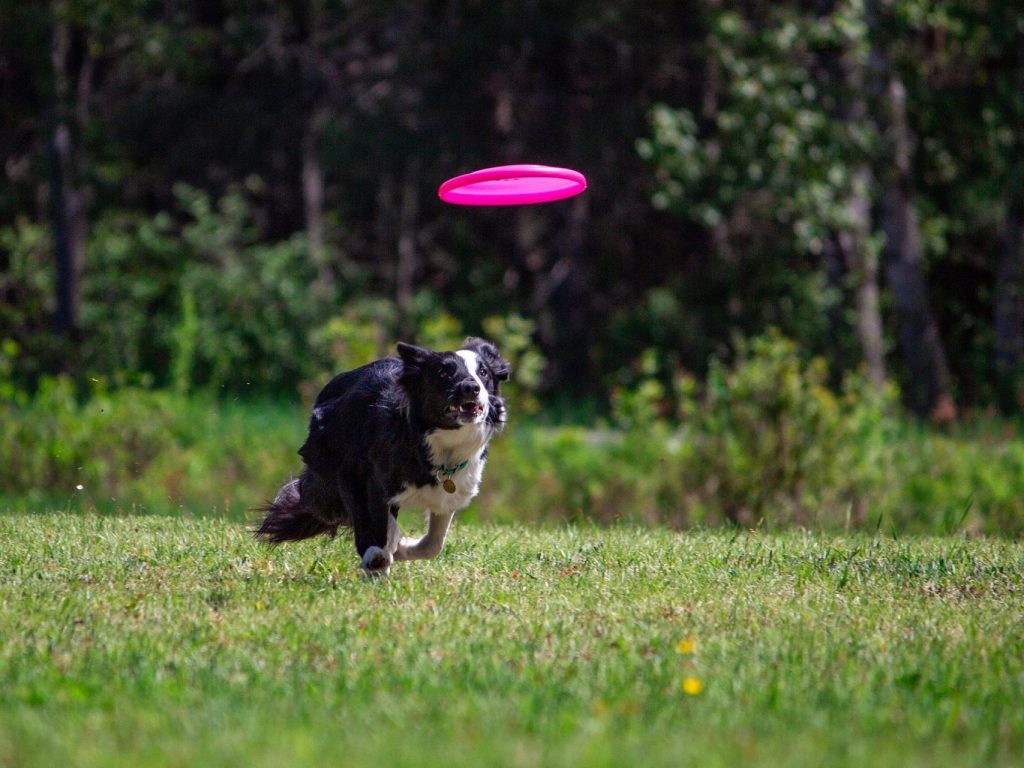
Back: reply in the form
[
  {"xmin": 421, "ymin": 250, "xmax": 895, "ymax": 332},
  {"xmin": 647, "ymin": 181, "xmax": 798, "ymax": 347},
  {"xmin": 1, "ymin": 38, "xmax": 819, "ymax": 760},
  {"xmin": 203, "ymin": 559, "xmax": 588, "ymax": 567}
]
[{"xmin": 457, "ymin": 380, "xmax": 480, "ymax": 399}]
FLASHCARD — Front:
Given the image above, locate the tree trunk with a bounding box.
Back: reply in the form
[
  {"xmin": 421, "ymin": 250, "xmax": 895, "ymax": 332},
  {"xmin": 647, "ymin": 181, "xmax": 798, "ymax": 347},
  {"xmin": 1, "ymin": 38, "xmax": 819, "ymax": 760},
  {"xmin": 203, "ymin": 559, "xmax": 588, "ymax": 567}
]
[
  {"xmin": 49, "ymin": 5, "xmax": 88, "ymax": 341},
  {"xmin": 994, "ymin": 201, "xmax": 1024, "ymax": 409},
  {"xmin": 878, "ymin": 79, "xmax": 954, "ymax": 420},
  {"xmin": 302, "ymin": 106, "xmax": 333, "ymax": 298},
  {"xmin": 815, "ymin": 0, "xmax": 886, "ymax": 388},
  {"xmin": 395, "ymin": 161, "xmax": 420, "ymax": 336},
  {"xmin": 843, "ymin": 167, "xmax": 886, "ymax": 389},
  {"xmin": 993, "ymin": 30, "xmax": 1024, "ymax": 412},
  {"xmin": 866, "ymin": 0, "xmax": 955, "ymax": 420}
]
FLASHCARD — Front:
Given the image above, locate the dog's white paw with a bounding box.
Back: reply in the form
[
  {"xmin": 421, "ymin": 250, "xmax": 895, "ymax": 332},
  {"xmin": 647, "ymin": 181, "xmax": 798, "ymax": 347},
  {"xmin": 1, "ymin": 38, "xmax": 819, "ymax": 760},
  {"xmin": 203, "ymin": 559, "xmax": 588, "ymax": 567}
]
[
  {"xmin": 397, "ymin": 535, "xmax": 443, "ymax": 560},
  {"xmin": 395, "ymin": 536, "xmax": 420, "ymax": 559},
  {"xmin": 361, "ymin": 545, "xmax": 393, "ymax": 577}
]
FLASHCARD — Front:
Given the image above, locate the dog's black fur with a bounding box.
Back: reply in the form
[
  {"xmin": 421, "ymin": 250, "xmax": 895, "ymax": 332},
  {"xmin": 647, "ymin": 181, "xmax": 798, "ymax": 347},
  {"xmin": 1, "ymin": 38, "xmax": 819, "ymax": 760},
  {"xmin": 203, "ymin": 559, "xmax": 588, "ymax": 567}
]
[{"xmin": 255, "ymin": 337, "xmax": 509, "ymax": 574}]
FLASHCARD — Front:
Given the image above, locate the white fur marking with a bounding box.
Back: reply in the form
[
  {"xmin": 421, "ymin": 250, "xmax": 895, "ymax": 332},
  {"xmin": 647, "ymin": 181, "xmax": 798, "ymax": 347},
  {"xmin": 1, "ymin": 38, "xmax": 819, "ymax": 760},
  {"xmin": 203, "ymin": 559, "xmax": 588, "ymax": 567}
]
[
  {"xmin": 361, "ymin": 545, "xmax": 392, "ymax": 576},
  {"xmin": 388, "ymin": 411, "xmax": 490, "ymax": 515},
  {"xmin": 456, "ymin": 350, "xmax": 489, "ymax": 418},
  {"xmin": 387, "ymin": 348, "xmax": 495, "ymax": 560},
  {"xmin": 389, "ymin": 445, "xmax": 485, "ymax": 514},
  {"xmin": 395, "ymin": 510, "xmax": 455, "ymax": 561}
]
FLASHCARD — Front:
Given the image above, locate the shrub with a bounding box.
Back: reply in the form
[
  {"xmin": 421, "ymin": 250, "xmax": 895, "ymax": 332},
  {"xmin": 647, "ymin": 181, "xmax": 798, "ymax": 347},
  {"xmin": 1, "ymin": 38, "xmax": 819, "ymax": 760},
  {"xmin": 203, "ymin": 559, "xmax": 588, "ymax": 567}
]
[
  {"xmin": 477, "ymin": 423, "xmax": 686, "ymax": 527},
  {"xmin": 0, "ymin": 376, "xmax": 181, "ymax": 505},
  {"xmin": 79, "ymin": 210, "xmax": 185, "ymax": 382},
  {"xmin": 174, "ymin": 184, "xmax": 333, "ymax": 394},
  {"xmin": 310, "ymin": 304, "xmax": 547, "ymax": 414},
  {"xmin": 2, "ymin": 339, "xmax": 1022, "ymax": 536},
  {"xmin": 0, "ymin": 219, "xmax": 67, "ymax": 384},
  {"xmin": 674, "ymin": 330, "xmax": 898, "ymax": 527}
]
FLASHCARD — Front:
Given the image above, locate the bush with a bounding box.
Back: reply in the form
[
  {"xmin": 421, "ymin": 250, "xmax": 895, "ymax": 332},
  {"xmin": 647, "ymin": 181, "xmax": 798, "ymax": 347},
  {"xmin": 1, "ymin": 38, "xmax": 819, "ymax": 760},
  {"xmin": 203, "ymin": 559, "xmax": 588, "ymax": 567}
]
[
  {"xmin": 674, "ymin": 330, "xmax": 899, "ymax": 527},
  {"xmin": 2, "ymin": 336, "xmax": 1023, "ymax": 536},
  {"xmin": 0, "ymin": 376, "xmax": 179, "ymax": 505},
  {"xmin": 2, "ymin": 184, "xmax": 552, "ymax": 404},
  {"xmin": 79, "ymin": 210, "xmax": 185, "ymax": 382},
  {"xmin": 477, "ymin": 423, "xmax": 686, "ymax": 527},
  {"xmin": 311, "ymin": 303, "xmax": 547, "ymax": 413},
  {"xmin": 0, "ymin": 374, "xmax": 302, "ymax": 516},
  {"xmin": 0, "ymin": 219, "xmax": 68, "ymax": 384},
  {"xmin": 173, "ymin": 184, "xmax": 335, "ymax": 394}
]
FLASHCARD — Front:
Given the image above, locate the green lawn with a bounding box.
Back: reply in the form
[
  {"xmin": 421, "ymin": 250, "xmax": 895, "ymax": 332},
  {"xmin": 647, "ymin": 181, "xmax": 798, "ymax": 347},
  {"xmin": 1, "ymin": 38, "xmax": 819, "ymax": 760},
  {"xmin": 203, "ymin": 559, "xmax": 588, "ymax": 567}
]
[{"xmin": 1, "ymin": 513, "xmax": 1021, "ymax": 767}]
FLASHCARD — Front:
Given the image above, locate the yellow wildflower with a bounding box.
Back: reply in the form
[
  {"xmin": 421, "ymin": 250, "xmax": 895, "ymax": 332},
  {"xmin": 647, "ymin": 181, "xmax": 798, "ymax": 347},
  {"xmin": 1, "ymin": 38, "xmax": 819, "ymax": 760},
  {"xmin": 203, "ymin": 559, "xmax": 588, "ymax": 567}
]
[
  {"xmin": 682, "ymin": 677, "xmax": 704, "ymax": 695},
  {"xmin": 675, "ymin": 636, "xmax": 697, "ymax": 655}
]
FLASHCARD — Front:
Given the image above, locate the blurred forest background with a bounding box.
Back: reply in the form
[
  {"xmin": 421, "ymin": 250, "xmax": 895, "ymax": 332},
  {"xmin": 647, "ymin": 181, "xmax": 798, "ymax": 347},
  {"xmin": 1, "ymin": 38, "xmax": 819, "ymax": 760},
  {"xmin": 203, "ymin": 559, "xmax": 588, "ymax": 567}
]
[{"xmin": 3, "ymin": 0, "xmax": 1024, "ymax": 533}]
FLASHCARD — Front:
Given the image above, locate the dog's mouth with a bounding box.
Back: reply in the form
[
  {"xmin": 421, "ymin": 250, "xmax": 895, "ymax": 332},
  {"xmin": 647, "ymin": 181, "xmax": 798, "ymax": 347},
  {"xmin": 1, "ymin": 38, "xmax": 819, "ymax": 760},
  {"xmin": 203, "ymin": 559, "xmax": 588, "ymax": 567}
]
[{"xmin": 446, "ymin": 401, "xmax": 484, "ymax": 421}]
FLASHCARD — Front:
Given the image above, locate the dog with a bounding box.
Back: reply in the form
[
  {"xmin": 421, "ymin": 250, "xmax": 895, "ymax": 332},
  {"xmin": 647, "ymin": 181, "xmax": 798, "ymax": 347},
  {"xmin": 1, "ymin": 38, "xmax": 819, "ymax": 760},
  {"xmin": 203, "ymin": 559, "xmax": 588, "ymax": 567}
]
[{"xmin": 255, "ymin": 337, "xmax": 509, "ymax": 576}]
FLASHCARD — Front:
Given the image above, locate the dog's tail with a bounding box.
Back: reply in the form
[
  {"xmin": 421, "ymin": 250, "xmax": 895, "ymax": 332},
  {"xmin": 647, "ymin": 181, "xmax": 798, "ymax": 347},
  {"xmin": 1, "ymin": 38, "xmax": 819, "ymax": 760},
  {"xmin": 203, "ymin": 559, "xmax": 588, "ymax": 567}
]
[{"xmin": 253, "ymin": 477, "xmax": 338, "ymax": 543}]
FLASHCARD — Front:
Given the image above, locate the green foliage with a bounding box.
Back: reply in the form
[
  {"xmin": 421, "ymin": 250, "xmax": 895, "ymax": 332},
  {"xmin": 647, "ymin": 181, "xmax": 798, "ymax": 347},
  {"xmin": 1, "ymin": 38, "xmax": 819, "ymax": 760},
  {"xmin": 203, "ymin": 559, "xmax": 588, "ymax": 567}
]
[
  {"xmin": 482, "ymin": 313, "xmax": 547, "ymax": 415},
  {"xmin": 0, "ymin": 219, "xmax": 66, "ymax": 383},
  {"xmin": 635, "ymin": 0, "xmax": 1024, "ymax": 411},
  {"xmin": 0, "ymin": 339, "xmax": 24, "ymax": 404},
  {"xmin": 610, "ymin": 348, "xmax": 669, "ymax": 430},
  {"xmin": 676, "ymin": 330, "xmax": 898, "ymax": 527},
  {"xmin": 310, "ymin": 302, "xmax": 547, "ymax": 412},
  {"xmin": 0, "ymin": 375, "xmax": 302, "ymax": 516},
  {"xmin": 5, "ymin": 0, "xmax": 1024, "ymax": 411},
  {"xmin": 2, "ymin": 183, "xmax": 547, "ymax": 400},
  {"xmin": 638, "ymin": 6, "xmax": 870, "ymax": 248},
  {"xmin": 2, "ymin": 351, "xmax": 1023, "ymax": 534},
  {"xmin": 480, "ymin": 422, "xmax": 686, "ymax": 527},
  {"xmin": 0, "ymin": 376, "xmax": 180, "ymax": 506},
  {"xmin": 635, "ymin": 4, "xmax": 880, "ymax": 379},
  {"xmin": 1, "ymin": 517, "xmax": 1022, "ymax": 767},
  {"xmin": 170, "ymin": 284, "xmax": 198, "ymax": 395},
  {"xmin": 639, "ymin": 93, "xmax": 846, "ymax": 363},
  {"xmin": 174, "ymin": 183, "xmax": 329, "ymax": 394},
  {"xmin": 412, "ymin": 314, "xmax": 461, "ymax": 355},
  {"xmin": 79, "ymin": 210, "xmax": 184, "ymax": 381},
  {"xmin": 1, "ymin": 187, "xmax": 334, "ymax": 394},
  {"xmin": 310, "ymin": 296, "xmax": 399, "ymax": 374}
]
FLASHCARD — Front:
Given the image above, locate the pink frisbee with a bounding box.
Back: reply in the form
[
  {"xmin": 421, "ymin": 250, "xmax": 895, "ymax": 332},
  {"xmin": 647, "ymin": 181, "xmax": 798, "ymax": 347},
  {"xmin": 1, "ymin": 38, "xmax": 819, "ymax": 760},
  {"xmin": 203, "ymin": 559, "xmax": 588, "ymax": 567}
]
[{"xmin": 438, "ymin": 164, "xmax": 587, "ymax": 206}]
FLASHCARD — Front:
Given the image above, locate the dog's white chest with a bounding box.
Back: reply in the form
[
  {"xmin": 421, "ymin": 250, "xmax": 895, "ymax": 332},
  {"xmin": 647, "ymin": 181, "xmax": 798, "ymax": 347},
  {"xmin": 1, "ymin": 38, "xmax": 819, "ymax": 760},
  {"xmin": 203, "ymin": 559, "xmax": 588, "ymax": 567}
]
[
  {"xmin": 390, "ymin": 422, "xmax": 489, "ymax": 513},
  {"xmin": 390, "ymin": 456, "xmax": 484, "ymax": 513}
]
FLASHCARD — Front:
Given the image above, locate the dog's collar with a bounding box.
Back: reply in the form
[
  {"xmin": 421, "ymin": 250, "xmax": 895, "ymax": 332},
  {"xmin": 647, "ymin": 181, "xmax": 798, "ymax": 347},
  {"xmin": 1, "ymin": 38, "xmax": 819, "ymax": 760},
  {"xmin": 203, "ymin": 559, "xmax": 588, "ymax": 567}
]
[
  {"xmin": 435, "ymin": 459, "xmax": 469, "ymax": 477},
  {"xmin": 435, "ymin": 459, "xmax": 470, "ymax": 494}
]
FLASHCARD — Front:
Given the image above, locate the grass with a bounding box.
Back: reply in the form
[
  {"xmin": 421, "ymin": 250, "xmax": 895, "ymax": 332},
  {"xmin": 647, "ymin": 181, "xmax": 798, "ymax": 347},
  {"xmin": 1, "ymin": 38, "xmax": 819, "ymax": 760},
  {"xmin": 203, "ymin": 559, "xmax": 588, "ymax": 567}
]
[{"xmin": 1, "ymin": 513, "xmax": 1022, "ymax": 767}]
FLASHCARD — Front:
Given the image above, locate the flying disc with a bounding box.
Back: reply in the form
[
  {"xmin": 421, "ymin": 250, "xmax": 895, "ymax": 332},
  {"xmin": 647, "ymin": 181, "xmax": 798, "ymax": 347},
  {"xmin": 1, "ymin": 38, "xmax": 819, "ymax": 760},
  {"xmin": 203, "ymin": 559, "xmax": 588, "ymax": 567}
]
[{"xmin": 438, "ymin": 164, "xmax": 587, "ymax": 206}]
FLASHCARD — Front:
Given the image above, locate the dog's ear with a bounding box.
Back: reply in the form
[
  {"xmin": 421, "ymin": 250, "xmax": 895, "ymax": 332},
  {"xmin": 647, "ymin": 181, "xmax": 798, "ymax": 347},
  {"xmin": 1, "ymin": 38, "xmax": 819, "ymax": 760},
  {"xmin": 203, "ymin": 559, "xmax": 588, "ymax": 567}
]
[
  {"xmin": 462, "ymin": 337, "xmax": 511, "ymax": 382},
  {"xmin": 396, "ymin": 342, "xmax": 432, "ymax": 368}
]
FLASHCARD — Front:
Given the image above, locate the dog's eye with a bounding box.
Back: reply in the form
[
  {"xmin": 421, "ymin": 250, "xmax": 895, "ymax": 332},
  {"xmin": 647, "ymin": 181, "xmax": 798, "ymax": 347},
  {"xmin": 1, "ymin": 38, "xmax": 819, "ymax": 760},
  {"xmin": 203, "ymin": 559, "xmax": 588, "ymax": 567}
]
[{"xmin": 478, "ymin": 368, "xmax": 489, "ymax": 380}]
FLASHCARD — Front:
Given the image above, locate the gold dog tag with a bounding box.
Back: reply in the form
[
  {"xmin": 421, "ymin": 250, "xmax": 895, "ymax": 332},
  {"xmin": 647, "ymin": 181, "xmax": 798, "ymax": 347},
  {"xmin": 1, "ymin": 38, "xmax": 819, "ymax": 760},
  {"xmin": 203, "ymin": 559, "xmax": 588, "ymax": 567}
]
[{"xmin": 443, "ymin": 478, "xmax": 457, "ymax": 493}]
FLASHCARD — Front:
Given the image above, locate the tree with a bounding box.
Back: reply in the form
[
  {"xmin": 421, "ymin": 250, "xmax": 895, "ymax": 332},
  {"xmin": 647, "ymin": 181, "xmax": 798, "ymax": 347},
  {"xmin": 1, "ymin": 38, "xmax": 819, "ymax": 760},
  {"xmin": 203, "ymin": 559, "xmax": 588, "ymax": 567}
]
[
  {"xmin": 48, "ymin": 0, "xmax": 92, "ymax": 340},
  {"xmin": 865, "ymin": 0, "xmax": 955, "ymax": 420},
  {"xmin": 813, "ymin": 0, "xmax": 885, "ymax": 389},
  {"xmin": 988, "ymin": 7, "xmax": 1024, "ymax": 409},
  {"xmin": 639, "ymin": 4, "xmax": 884, "ymax": 381},
  {"xmin": 4, "ymin": 0, "xmax": 1022, "ymax": 409}
]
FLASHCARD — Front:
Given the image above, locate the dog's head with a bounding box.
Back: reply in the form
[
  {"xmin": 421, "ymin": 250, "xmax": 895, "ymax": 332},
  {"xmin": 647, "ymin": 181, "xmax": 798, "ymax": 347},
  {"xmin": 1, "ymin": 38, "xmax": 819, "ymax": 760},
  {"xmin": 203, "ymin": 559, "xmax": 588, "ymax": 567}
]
[{"xmin": 397, "ymin": 337, "xmax": 510, "ymax": 431}]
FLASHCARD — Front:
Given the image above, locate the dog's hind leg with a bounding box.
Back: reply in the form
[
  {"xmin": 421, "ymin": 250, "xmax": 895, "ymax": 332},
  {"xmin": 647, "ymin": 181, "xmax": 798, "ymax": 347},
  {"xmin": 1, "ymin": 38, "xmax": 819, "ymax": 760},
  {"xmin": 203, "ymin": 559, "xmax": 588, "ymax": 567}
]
[{"xmin": 394, "ymin": 511, "xmax": 455, "ymax": 561}]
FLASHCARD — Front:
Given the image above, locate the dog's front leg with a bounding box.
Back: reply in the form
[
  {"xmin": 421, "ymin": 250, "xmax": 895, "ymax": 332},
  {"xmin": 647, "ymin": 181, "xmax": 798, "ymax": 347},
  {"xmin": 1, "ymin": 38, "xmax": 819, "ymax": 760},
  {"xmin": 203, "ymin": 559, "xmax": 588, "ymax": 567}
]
[
  {"xmin": 353, "ymin": 488, "xmax": 398, "ymax": 577},
  {"xmin": 394, "ymin": 511, "xmax": 455, "ymax": 561}
]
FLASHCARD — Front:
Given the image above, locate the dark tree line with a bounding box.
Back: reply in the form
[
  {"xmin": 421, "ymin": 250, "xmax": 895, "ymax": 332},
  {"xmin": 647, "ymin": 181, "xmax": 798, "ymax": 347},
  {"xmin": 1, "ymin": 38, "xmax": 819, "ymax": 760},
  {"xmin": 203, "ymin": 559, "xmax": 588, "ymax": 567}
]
[{"xmin": 2, "ymin": 0, "xmax": 1023, "ymax": 415}]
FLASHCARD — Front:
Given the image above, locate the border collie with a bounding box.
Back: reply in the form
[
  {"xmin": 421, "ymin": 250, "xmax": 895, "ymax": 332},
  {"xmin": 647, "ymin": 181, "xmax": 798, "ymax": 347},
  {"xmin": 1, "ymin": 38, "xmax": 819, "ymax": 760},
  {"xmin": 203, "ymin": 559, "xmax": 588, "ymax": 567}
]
[{"xmin": 255, "ymin": 337, "xmax": 509, "ymax": 576}]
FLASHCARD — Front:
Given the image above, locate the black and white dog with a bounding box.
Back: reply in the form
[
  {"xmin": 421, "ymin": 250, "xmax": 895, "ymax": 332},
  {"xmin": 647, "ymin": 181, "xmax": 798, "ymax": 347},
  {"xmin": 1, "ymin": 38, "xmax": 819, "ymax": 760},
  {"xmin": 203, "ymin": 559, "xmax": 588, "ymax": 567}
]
[{"xmin": 255, "ymin": 337, "xmax": 509, "ymax": 576}]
